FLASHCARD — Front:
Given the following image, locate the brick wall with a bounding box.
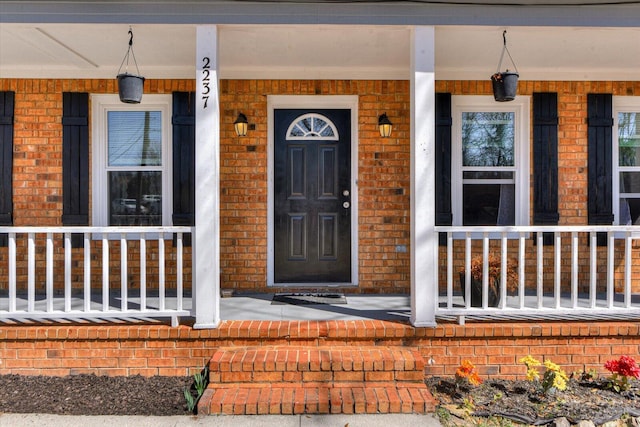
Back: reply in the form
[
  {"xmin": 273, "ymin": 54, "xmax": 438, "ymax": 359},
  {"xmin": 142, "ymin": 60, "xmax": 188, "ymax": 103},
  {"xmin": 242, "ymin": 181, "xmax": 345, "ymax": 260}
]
[
  {"xmin": 0, "ymin": 79, "xmax": 195, "ymax": 292},
  {"xmin": 219, "ymin": 80, "xmax": 411, "ymax": 293},
  {"xmin": 2, "ymin": 78, "xmax": 640, "ymax": 295},
  {"xmin": 0, "ymin": 321, "xmax": 638, "ymax": 380},
  {"xmin": 435, "ymin": 80, "xmax": 640, "ymax": 293}
]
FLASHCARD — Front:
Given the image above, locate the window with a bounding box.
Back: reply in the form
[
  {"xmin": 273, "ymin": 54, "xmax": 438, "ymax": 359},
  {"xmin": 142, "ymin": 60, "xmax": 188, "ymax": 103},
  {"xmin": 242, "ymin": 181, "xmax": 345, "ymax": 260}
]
[
  {"xmin": 92, "ymin": 95, "xmax": 172, "ymax": 226},
  {"xmin": 286, "ymin": 113, "xmax": 339, "ymax": 140},
  {"xmin": 613, "ymin": 97, "xmax": 640, "ymax": 225},
  {"xmin": 452, "ymin": 96, "xmax": 529, "ymax": 227}
]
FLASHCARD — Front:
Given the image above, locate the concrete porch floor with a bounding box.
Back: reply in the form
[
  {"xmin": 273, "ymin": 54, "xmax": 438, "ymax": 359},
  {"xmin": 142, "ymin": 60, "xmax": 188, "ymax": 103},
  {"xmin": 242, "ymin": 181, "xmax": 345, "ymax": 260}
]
[
  {"xmin": 0, "ymin": 292, "xmax": 413, "ymax": 325},
  {"xmin": 220, "ymin": 294, "xmax": 412, "ymax": 322}
]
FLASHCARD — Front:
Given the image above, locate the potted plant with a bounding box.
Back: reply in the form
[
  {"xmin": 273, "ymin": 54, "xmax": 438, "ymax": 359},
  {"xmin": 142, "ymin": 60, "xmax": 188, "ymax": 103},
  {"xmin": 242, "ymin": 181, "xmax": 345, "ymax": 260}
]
[
  {"xmin": 459, "ymin": 254, "xmax": 518, "ymax": 307},
  {"xmin": 491, "ymin": 70, "xmax": 519, "ymax": 102},
  {"xmin": 491, "ymin": 30, "xmax": 519, "ymax": 102},
  {"xmin": 117, "ymin": 28, "xmax": 145, "ymax": 104},
  {"xmin": 117, "ymin": 73, "xmax": 145, "ymax": 104}
]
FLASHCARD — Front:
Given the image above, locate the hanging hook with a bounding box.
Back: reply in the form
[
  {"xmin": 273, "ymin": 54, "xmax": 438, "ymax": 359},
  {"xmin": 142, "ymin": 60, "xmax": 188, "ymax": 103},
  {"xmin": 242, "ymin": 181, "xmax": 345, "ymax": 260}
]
[
  {"xmin": 503, "ymin": 30, "xmax": 507, "ymax": 47},
  {"xmin": 128, "ymin": 28, "xmax": 133, "ymax": 47}
]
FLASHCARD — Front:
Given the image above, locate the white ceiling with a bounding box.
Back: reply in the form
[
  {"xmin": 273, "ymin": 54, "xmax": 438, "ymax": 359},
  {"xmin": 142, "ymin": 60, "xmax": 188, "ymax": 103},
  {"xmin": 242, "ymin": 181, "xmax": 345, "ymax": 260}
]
[{"xmin": 1, "ymin": 23, "xmax": 639, "ymax": 81}]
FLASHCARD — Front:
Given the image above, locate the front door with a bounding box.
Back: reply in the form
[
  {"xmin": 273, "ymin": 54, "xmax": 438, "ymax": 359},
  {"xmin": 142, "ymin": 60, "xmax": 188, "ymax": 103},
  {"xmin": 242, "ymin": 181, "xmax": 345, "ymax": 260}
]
[{"xmin": 274, "ymin": 109, "xmax": 351, "ymax": 284}]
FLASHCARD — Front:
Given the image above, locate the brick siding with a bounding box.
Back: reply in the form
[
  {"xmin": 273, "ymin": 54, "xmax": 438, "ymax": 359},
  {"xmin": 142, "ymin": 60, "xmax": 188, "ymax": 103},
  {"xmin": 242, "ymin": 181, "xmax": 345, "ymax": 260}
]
[
  {"xmin": 1, "ymin": 79, "xmax": 640, "ymax": 294},
  {"xmin": 0, "ymin": 321, "xmax": 638, "ymax": 380}
]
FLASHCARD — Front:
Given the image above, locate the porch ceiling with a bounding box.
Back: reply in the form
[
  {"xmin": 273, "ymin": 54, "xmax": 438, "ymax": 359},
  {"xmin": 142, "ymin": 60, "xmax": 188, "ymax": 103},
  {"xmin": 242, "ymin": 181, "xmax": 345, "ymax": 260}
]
[{"xmin": 0, "ymin": 23, "xmax": 639, "ymax": 81}]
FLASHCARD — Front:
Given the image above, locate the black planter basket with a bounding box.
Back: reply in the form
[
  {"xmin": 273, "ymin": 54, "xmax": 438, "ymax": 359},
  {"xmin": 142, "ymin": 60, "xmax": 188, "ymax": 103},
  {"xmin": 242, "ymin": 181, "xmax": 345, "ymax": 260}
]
[
  {"xmin": 491, "ymin": 72, "xmax": 519, "ymax": 102},
  {"xmin": 491, "ymin": 30, "xmax": 519, "ymax": 102},
  {"xmin": 459, "ymin": 273, "xmax": 500, "ymax": 308},
  {"xmin": 117, "ymin": 73, "xmax": 145, "ymax": 104}
]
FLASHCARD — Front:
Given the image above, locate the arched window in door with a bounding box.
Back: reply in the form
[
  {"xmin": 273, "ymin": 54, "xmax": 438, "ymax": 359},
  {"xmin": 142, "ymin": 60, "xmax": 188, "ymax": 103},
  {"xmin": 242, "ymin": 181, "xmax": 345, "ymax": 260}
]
[{"xmin": 286, "ymin": 113, "xmax": 339, "ymax": 140}]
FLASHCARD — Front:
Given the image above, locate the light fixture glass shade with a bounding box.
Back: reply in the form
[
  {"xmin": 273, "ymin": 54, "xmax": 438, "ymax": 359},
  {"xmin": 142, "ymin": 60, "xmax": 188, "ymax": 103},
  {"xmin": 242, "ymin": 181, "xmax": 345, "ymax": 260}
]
[
  {"xmin": 234, "ymin": 113, "xmax": 248, "ymax": 137},
  {"xmin": 378, "ymin": 113, "xmax": 393, "ymax": 138}
]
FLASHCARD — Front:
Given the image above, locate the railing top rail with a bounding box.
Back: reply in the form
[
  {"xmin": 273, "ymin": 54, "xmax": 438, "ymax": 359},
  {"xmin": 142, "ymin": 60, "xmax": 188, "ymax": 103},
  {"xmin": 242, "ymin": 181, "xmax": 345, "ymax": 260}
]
[
  {"xmin": 435, "ymin": 225, "xmax": 640, "ymax": 234},
  {"xmin": 0, "ymin": 226, "xmax": 194, "ymax": 234}
]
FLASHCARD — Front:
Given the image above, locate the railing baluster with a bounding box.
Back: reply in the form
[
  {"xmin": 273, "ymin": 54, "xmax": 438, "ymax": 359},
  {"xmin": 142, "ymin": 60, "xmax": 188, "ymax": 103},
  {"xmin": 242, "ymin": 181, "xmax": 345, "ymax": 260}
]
[
  {"xmin": 140, "ymin": 236, "xmax": 147, "ymax": 312},
  {"xmin": 589, "ymin": 232, "xmax": 597, "ymax": 308},
  {"xmin": 554, "ymin": 232, "xmax": 561, "ymax": 309},
  {"xmin": 536, "ymin": 232, "xmax": 543, "ymax": 309},
  {"xmin": 625, "ymin": 233, "xmax": 632, "ymax": 309},
  {"xmin": 518, "ymin": 234, "xmax": 525, "ymax": 309},
  {"xmin": 159, "ymin": 236, "xmax": 166, "ymax": 312},
  {"xmin": 482, "ymin": 233, "xmax": 489, "ymax": 308},
  {"xmin": 8, "ymin": 233, "xmax": 16, "ymax": 313},
  {"xmin": 64, "ymin": 232, "xmax": 72, "ymax": 312},
  {"xmin": 464, "ymin": 233, "xmax": 471, "ymax": 308},
  {"xmin": 83, "ymin": 233, "xmax": 91, "ymax": 312},
  {"xmin": 102, "ymin": 235, "xmax": 109, "ymax": 312},
  {"xmin": 176, "ymin": 232, "xmax": 183, "ymax": 312},
  {"xmin": 572, "ymin": 232, "xmax": 579, "ymax": 308},
  {"xmin": 500, "ymin": 233, "xmax": 507, "ymax": 309},
  {"xmin": 120, "ymin": 233, "xmax": 127, "ymax": 312},
  {"xmin": 607, "ymin": 232, "xmax": 615, "ymax": 309},
  {"xmin": 46, "ymin": 232, "xmax": 53, "ymax": 312},
  {"xmin": 28, "ymin": 233, "xmax": 35, "ymax": 312}
]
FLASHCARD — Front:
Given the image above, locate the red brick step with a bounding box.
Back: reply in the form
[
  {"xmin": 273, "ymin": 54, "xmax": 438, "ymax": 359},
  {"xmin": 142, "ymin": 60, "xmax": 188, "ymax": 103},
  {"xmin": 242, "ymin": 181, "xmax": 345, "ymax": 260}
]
[{"xmin": 198, "ymin": 346, "xmax": 436, "ymax": 415}]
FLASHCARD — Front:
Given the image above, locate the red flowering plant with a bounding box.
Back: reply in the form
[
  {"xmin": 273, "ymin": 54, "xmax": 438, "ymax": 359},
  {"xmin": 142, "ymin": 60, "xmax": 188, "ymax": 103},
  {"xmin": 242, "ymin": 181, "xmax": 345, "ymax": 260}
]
[
  {"xmin": 455, "ymin": 360, "xmax": 483, "ymax": 387},
  {"xmin": 604, "ymin": 355, "xmax": 640, "ymax": 392}
]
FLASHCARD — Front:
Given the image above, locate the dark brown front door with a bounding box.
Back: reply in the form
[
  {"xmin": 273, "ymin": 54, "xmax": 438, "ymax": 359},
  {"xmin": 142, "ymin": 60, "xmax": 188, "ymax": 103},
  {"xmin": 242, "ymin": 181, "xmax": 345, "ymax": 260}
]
[{"xmin": 274, "ymin": 109, "xmax": 351, "ymax": 283}]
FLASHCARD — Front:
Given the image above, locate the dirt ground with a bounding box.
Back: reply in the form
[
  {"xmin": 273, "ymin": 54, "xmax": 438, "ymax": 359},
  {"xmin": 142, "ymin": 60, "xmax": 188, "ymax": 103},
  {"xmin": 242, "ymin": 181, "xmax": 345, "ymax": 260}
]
[{"xmin": 0, "ymin": 373, "xmax": 639, "ymax": 422}]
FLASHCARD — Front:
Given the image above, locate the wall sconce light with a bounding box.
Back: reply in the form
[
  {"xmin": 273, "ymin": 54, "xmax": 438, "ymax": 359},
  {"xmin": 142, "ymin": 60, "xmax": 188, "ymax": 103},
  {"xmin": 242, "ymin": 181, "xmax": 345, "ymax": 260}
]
[
  {"xmin": 378, "ymin": 113, "xmax": 393, "ymax": 138},
  {"xmin": 234, "ymin": 113, "xmax": 248, "ymax": 137}
]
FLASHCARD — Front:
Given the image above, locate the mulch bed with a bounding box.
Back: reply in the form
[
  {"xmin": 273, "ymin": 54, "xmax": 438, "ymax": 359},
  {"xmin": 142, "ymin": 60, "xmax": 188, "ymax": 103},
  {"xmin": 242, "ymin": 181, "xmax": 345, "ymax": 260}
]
[
  {"xmin": 0, "ymin": 374, "xmax": 193, "ymax": 416},
  {"xmin": 427, "ymin": 376, "xmax": 640, "ymax": 425}
]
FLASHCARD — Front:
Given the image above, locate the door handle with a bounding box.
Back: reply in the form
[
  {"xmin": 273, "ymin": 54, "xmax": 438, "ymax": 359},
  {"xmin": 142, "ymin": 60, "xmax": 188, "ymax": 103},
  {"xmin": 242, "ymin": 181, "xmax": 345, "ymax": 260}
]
[{"xmin": 343, "ymin": 202, "xmax": 350, "ymax": 209}]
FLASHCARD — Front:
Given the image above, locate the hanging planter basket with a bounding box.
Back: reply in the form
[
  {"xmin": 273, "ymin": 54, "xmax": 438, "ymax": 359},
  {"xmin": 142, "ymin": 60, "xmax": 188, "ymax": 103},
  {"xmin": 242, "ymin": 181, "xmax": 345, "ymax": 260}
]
[
  {"xmin": 491, "ymin": 31, "xmax": 519, "ymax": 102},
  {"xmin": 117, "ymin": 73, "xmax": 145, "ymax": 104},
  {"xmin": 117, "ymin": 28, "xmax": 145, "ymax": 104},
  {"xmin": 491, "ymin": 71, "xmax": 519, "ymax": 102}
]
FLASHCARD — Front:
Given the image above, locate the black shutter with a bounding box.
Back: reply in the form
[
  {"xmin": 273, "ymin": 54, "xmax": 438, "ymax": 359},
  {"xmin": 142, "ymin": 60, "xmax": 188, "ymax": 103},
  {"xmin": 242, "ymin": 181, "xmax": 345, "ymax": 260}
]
[
  {"xmin": 62, "ymin": 92, "xmax": 89, "ymax": 226},
  {"xmin": 0, "ymin": 92, "xmax": 15, "ymax": 247},
  {"xmin": 435, "ymin": 93, "xmax": 452, "ymax": 246},
  {"xmin": 172, "ymin": 92, "xmax": 195, "ymax": 245},
  {"xmin": 587, "ymin": 93, "xmax": 614, "ymax": 245},
  {"xmin": 533, "ymin": 93, "xmax": 559, "ymax": 245}
]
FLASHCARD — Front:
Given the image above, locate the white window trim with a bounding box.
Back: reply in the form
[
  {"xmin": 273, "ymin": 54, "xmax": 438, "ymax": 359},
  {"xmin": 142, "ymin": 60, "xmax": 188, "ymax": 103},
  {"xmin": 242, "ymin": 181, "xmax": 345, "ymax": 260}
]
[
  {"xmin": 91, "ymin": 94, "xmax": 173, "ymax": 227},
  {"xmin": 451, "ymin": 95, "xmax": 530, "ymax": 228},
  {"xmin": 613, "ymin": 96, "xmax": 640, "ymax": 225}
]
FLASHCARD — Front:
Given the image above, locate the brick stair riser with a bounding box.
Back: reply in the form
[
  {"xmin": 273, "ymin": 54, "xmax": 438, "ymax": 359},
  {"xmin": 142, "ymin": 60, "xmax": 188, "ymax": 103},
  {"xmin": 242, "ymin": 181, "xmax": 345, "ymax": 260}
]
[
  {"xmin": 200, "ymin": 385, "xmax": 435, "ymax": 415},
  {"xmin": 200, "ymin": 345, "xmax": 436, "ymax": 415}
]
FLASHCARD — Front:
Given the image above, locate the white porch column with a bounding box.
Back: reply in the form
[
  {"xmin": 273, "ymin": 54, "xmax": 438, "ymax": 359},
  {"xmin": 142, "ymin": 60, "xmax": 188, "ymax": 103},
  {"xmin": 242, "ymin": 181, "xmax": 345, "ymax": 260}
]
[
  {"xmin": 193, "ymin": 25, "xmax": 220, "ymax": 328},
  {"xmin": 410, "ymin": 26, "xmax": 437, "ymax": 327}
]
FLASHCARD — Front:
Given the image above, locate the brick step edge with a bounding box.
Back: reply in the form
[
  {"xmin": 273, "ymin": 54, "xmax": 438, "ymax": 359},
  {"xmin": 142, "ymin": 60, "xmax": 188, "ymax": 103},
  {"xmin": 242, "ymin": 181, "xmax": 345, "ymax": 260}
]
[
  {"xmin": 210, "ymin": 369, "xmax": 425, "ymax": 384},
  {"xmin": 209, "ymin": 346, "xmax": 425, "ymax": 374},
  {"xmin": 197, "ymin": 384, "xmax": 437, "ymax": 415}
]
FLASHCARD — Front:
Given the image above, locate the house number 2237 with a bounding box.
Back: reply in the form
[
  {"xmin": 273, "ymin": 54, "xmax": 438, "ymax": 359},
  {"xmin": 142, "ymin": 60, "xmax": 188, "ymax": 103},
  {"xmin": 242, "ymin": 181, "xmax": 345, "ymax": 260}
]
[{"xmin": 201, "ymin": 57, "xmax": 211, "ymax": 108}]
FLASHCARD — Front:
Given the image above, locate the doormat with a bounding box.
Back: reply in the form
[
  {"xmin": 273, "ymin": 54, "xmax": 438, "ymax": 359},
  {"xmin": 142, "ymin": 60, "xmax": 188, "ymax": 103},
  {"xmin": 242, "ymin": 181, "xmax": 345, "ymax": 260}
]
[{"xmin": 271, "ymin": 292, "xmax": 347, "ymax": 305}]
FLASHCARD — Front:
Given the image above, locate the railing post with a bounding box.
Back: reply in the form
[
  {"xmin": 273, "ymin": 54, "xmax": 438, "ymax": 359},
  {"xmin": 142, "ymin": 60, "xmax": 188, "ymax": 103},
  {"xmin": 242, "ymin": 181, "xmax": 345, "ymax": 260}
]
[{"xmin": 410, "ymin": 26, "xmax": 437, "ymax": 327}]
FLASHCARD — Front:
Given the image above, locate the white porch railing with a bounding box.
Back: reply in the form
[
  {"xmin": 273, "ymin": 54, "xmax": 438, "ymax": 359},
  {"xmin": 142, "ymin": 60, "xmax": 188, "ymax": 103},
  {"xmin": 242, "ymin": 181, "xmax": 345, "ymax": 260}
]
[
  {"xmin": 435, "ymin": 226, "xmax": 640, "ymax": 324},
  {"xmin": 0, "ymin": 227, "xmax": 192, "ymax": 326}
]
